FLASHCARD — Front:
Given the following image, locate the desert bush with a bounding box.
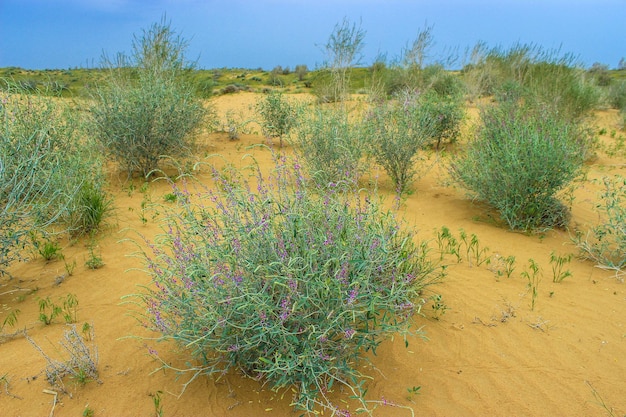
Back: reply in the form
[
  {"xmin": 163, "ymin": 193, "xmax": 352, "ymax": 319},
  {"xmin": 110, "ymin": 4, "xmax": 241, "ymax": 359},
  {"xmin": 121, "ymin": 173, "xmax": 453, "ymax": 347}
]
[
  {"xmin": 588, "ymin": 62, "xmax": 612, "ymax": 87},
  {"xmin": 90, "ymin": 18, "xmax": 207, "ymax": 178},
  {"xmin": 450, "ymin": 101, "xmax": 587, "ymax": 230},
  {"xmin": 363, "ymin": 91, "xmax": 434, "ymax": 195},
  {"xmin": 135, "ymin": 156, "xmax": 442, "ymax": 414},
  {"xmin": 315, "ymin": 18, "xmax": 366, "ymax": 103},
  {"xmin": 295, "ymin": 106, "xmax": 364, "ymax": 187},
  {"xmin": 416, "ymin": 89, "xmax": 465, "ymax": 148},
  {"xmin": 295, "ymin": 64, "xmax": 308, "ymax": 81},
  {"xmin": 461, "ymin": 43, "xmax": 601, "ymax": 119},
  {"xmin": 255, "ymin": 90, "xmax": 300, "ymax": 146},
  {"xmin": 606, "ymin": 79, "xmax": 626, "ymax": 110},
  {"xmin": 574, "ymin": 175, "xmax": 626, "ymax": 279},
  {"xmin": 0, "ymin": 92, "xmax": 90, "ymax": 276}
]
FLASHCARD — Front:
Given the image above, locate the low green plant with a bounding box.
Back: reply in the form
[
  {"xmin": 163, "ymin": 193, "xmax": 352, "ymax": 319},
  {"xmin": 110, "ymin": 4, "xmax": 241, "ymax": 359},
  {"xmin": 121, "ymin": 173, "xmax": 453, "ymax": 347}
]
[
  {"xmin": 85, "ymin": 244, "xmax": 104, "ymax": 270},
  {"xmin": 550, "ymin": 251, "xmax": 573, "ymax": 283},
  {"xmin": 64, "ymin": 259, "xmax": 77, "ymax": 277},
  {"xmin": 152, "ymin": 390, "xmax": 164, "ymax": 417},
  {"xmin": 1, "ymin": 309, "xmax": 20, "ymax": 332},
  {"xmin": 574, "ymin": 175, "xmax": 626, "ymax": 280},
  {"xmin": 62, "ymin": 293, "xmax": 79, "ymax": 324},
  {"xmin": 486, "ymin": 254, "xmax": 516, "ymax": 279},
  {"xmin": 521, "ymin": 259, "xmax": 541, "ymax": 311},
  {"xmin": 450, "ymin": 101, "xmax": 587, "ymax": 231},
  {"xmin": 35, "ymin": 239, "xmax": 63, "ymax": 262},
  {"xmin": 435, "ymin": 226, "xmax": 460, "ymax": 262},
  {"xmin": 38, "ymin": 296, "xmax": 62, "ymax": 325},
  {"xmin": 134, "ymin": 154, "xmax": 442, "ymax": 415},
  {"xmin": 82, "ymin": 405, "xmax": 95, "ymax": 417},
  {"xmin": 430, "ymin": 294, "xmax": 448, "ymax": 320},
  {"xmin": 163, "ymin": 193, "xmax": 177, "ymax": 203}
]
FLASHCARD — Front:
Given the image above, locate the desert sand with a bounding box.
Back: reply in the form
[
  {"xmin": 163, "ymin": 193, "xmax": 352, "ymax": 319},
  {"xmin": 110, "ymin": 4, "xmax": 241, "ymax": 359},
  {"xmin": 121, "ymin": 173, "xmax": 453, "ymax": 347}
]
[{"xmin": 0, "ymin": 92, "xmax": 624, "ymax": 416}]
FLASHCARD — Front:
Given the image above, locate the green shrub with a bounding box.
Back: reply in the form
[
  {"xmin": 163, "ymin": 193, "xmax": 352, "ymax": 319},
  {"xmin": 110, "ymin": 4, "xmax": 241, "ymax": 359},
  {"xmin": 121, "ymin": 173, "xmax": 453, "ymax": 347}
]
[
  {"xmin": 0, "ymin": 92, "xmax": 87, "ymax": 276},
  {"xmin": 295, "ymin": 106, "xmax": 364, "ymax": 188},
  {"xmin": 363, "ymin": 92, "xmax": 434, "ymax": 195},
  {"xmin": 574, "ymin": 175, "xmax": 626, "ymax": 279},
  {"xmin": 416, "ymin": 89, "xmax": 465, "ymax": 149},
  {"xmin": 255, "ymin": 90, "xmax": 300, "ymax": 147},
  {"xmin": 450, "ymin": 102, "xmax": 587, "ymax": 230},
  {"xmin": 90, "ymin": 18, "xmax": 207, "ymax": 178},
  {"xmin": 606, "ymin": 80, "xmax": 626, "ymax": 110},
  {"xmin": 135, "ymin": 156, "xmax": 442, "ymax": 414},
  {"xmin": 461, "ymin": 43, "xmax": 601, "ymax": 119}
]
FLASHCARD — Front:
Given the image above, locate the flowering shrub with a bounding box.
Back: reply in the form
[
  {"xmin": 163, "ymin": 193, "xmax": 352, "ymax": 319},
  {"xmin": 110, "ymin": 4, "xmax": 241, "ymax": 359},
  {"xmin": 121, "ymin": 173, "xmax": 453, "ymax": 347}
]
[{"xmin": 136, "ymin": 155, "xmax": 442, "ymax": 414}]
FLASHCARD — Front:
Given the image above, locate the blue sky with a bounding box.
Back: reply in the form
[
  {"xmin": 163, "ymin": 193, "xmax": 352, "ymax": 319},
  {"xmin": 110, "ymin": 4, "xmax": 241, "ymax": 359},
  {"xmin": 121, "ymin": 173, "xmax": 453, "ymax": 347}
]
[{"xmin": 1, "ymin": 0, "xmax": 624, "ymax": 70}]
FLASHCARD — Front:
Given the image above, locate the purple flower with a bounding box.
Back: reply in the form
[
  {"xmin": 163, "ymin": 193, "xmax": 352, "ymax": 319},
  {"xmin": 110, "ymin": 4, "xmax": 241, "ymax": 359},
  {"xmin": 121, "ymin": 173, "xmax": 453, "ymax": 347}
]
[
  {"xmin": 344, "ymin": 328, "xmax": 356, "ymax": 339},
  {"xmin": 346, "ymin": 287, "xmax": 358, "ymax": 305}
]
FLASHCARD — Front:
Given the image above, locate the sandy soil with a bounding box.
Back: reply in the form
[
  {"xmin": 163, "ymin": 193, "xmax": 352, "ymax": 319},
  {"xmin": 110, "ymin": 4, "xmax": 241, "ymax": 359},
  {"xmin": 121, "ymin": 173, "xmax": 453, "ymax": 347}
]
[{"xmin": 1, "ymin": 92, "xmax": 624, "ymax": 417}]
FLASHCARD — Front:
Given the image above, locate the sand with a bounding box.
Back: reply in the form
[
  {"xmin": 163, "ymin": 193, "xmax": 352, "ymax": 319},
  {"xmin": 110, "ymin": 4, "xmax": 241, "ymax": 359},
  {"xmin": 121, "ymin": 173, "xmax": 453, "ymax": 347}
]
[{"xmin": 0, "ymin": 92, "xmax": 624, "ymax": 416}]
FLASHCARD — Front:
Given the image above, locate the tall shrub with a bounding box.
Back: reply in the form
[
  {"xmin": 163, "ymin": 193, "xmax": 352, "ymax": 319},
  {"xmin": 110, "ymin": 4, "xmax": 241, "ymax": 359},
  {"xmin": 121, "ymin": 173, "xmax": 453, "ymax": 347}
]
[
  {"xmin": 255, "ymin": 90, "xmax": 299, "ymax": 147},
  {"xmin": 135, "ymin": 156, "xmax": 441, "ymax": 414},
  {"xmin": 91, "ymin": 18, "xmax": 206, "ymax": 177},
  {"xmin": 315, "ymin": 18, "xmax": 366, "ymax": 103},
  {"xmin": 363, "ymin": 91, "xmax": 434, "ymax": 195},
  {"xmin": 450, "ymin": 102, "xmax": 587, "ymax": 230}
]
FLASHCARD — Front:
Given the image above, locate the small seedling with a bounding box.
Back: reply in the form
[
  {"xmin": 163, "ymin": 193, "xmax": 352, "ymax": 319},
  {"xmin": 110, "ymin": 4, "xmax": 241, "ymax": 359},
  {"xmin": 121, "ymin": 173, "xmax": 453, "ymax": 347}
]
[
  {"xmin": 521, "ymin": 259, "xmax": 541, "ymax": 311},
  {"xmin": 82, "ymin": 322, "xmax": 93, "ymax": 341},
  {"xmin": 83, "ymin": 405, "xmax": 95, "ymax": 417},
  {"xmin": 430, "ymin": 294, "xmax": 449, "ymax": 319},
  {"xmin": 1, "ymin": 309, "xmax": 20, "ymax": 332},
  {"xmin": 64, "ymin": 259, "xmax": 77, "ymax": 277},
  {"xmin": 62, "ymin": 293, "xmax": 79, "ymax": 324},
  {"xmin": 152, "ymin": 390, "xmax": 164, "ymax": 417},
  {"xmin": 37, "ymin": 240, "xmax": 64, "ymax": 262},
  {"xmin": 504, "ymin": 255, "xmax": 516, "ymax": 278},
  {"xmin": 550, "ymin": 251, "xmax": 573, "ymax": 283},
  {"xmin": 38, "ymin": 297, "xmax": 62, "ymax": 325},
  {"xmin": 406, "ymin": 385, "xmax": 421, "ymax": 401},
  {"xmin": 468, "ymin": 232, "xmax": 489, "ymax": 267},
  {"xmin": 85, "ymin": 245, "xmax": 104, "ymax": 270}
]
